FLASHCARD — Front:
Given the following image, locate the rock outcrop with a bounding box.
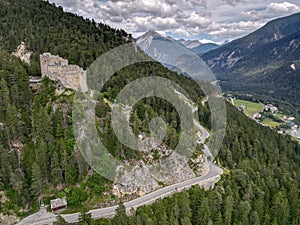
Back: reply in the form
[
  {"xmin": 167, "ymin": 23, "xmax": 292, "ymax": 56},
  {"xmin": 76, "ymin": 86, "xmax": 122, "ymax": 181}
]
[
  {"xmin": 12, "ymin": 42, "xmax": 32, "ymax": 64},
  {"xmin": 113, "ymin": 152, "xmax": 209, "ymax": 198},
  {"xmin": 0, "ymin": 213, "xmax": 19, "ymax": 225}
]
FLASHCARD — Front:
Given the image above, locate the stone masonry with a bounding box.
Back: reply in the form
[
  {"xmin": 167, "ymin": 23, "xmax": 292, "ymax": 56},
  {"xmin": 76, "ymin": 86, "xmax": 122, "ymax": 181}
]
[{"xmin": 40, "ymin": 53, "xmax": 88, "ymax": 92}]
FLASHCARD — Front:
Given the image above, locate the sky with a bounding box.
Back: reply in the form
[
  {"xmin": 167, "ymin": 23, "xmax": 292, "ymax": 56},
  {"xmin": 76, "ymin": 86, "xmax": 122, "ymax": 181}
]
[{"xmin": 49, "ymin": 0, "xmax": 300, "ymax": 44}]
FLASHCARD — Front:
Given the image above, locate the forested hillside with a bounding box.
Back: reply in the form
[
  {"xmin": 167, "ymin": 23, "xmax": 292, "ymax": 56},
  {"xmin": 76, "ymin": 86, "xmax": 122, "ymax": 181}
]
[
  {"xmin": 0, "ymin": 0, "xmax": 129, "ymax": 71},
  {"xmin": 0, "ymin": 0, "xmax": 208, "ymax": 217},
  {"xmin": 0, "ymin": 0, "xmax": 130, "ymax": 216},
  {"xmin": 80, "ymin": 105, "xmax": 300, "ymax": 225},
  {"xmin": 0, "ymin": 1, "xmax": 299, "ymax": 225}
]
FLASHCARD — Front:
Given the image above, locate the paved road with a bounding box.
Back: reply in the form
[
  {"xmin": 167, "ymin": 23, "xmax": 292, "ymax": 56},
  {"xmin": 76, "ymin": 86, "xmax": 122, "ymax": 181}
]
[
  {"xmin": 17, "ymin": 121, "xmax": 222, "ymax": 225},
  {"xmin": 194, "ymin": 119, "xmax": 210, "ymax": 144}
]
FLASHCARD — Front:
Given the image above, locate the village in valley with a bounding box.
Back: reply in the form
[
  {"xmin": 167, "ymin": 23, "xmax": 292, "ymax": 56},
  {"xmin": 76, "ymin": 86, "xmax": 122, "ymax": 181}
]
[{"xmin": 228, "ymin": 96, "xmax": 300, "ymax": 140}]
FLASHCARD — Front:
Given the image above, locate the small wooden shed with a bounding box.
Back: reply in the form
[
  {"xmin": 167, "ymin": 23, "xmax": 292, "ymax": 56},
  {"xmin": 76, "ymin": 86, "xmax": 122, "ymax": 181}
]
[{"xmin": 50, "ymin": 197, "xmax": 67, "ymax": 212}]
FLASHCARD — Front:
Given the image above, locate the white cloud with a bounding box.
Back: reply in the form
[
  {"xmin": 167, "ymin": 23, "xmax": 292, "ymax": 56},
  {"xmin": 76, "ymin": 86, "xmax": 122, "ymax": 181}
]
[
  {"xmin": 182, "ymin": 12, "xmax": 211, "ymax": 28},
  {"xmin": 243, "ymin": 1, "xmax": 300, "ymax": 21},
  {"xmin": 49, "ymin": 0, "xmax": 300, "ymax": 42},
  {"xmin": 134, "ymin": 16, "xmax": 180, "ymax": 32},
  {"xmin": 268, "ymin": 2, "xmax": 300, "ymax": 12},
  {"xmin": 199, "ymin": 39, "xmax": 218, "ymax": 44}
]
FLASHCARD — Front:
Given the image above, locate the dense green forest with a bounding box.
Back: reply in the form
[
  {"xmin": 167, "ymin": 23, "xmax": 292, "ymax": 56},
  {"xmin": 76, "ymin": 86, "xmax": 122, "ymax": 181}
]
[
  {"xmin": 0, "ymin": 0, "xmax": 130, "ymax": 216},
  {"xmin": 0, "ymin": 52, "xmax": 209, "ymax": 215},
  {"xmin": 54, "ymin": 104, "xmax": 300, "ymax": 225},
  {"xmin": 0, "ymin": 0, "xmax": 299, "ymax": 224},
  {"xmin": 0, "ymin": 0, "xmax": 129, "ymax": 71},
  {"xmin": 61, "ymin": 105, "xmax": 300, "ymax": 225},
  {"xmin": 0, "ymin": 0, "xmax": 209, "ymax": 216}
]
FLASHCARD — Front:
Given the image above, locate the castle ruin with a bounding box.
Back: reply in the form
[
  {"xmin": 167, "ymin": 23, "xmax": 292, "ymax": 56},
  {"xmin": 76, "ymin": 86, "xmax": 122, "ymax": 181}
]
[{"xmin": 40, "ymin": 53, "xmax": 88, "ymax": 92}]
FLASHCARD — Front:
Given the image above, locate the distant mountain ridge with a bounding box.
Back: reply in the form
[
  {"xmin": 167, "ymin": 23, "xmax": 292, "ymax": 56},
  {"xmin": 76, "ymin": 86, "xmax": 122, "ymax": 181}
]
[
  {"xmin": 177, "ymin": 38, "xmax": 220, "ymax": 55},
  {"xmin": 201, "ymin": 12, "xmax": 300, "ymax": 111},
  {"xmin": 136, "ymin": 30, "xmax": 192, "ymax": 65},
  {"xmin": 136, "ymin": 30, "xmax": 185, "ymax": 49},
  {"xmin": 137, "ymin": 31, "xmax": 220, "ymax": 58},
  {"xmin": 178, "ymin": 39, "xmax": 202, "ymax": 49},
  {"xmin": 136, "ymin": 30, "xmax": 216, "ymax": 82},
  {"xmin": 192, "ymin": 43, "xmax": 219, "ymax": 55}
]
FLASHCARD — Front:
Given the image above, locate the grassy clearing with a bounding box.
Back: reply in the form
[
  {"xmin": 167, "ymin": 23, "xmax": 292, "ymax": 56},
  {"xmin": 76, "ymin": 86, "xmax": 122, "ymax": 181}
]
[
  {"xmin": 262, "ymin": 118, "xmax": 280, "ymax": 127},
  {"xmin": 275, "ymin": 113, "xmax": 285, "ymax": 120},
  {"xmin": 234, "ymin": 99, "xmax": 264, "ymax": 117},
  {"xmin": 291, "ymin": 136, "xmax": 300, "ymax": 144}
]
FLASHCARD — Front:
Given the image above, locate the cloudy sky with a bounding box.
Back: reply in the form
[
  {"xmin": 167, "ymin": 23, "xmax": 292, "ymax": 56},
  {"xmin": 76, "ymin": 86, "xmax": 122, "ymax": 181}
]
[{"xmin": 49, "ymin": 0, "xmax": 300, "ymax": 44}]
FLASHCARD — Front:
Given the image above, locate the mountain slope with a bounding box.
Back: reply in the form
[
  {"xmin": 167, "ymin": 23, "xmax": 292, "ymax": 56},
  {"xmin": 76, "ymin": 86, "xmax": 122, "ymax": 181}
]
[
  {"xmin": 0, "ymin": 1, "xmax": 209, "ymax": 220},
  {"xmin": 0, "ymin": 1, "xmax": 299, "ymax": 225},
  {"xmin": 0, "ymin": 0, "xmax": 132, "ymax": 218},
  {"xmin": 0, "ymin": 0, "xmax": 130, "ymax": 71},
  {"xmin": 136, "ymin": 30, "xmax": 190, "ymax": 73},
  {"xmin": 192, "ymin": 43, "xmax": 219, "ymax": 55},
  {"xmin": 202, "ymin": 12, "xmax": 300, "ymax": 110},
  {"xmin": 94, "ymin": 104, "xmax": 300, "ymax": 225},
  {"xmin": 203, "ymin": 12, "xmax": 300, "ymax": 65},
  {"xmin": 136, "ymin": 30, "xmax": 186, "ymax": 49}
]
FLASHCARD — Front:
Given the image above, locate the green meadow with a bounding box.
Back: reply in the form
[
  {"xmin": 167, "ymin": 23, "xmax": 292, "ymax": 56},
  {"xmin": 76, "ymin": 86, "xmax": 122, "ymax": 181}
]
[{"xmin": 234, "ymin": 99, "xmax": 264, "ymax": 117}]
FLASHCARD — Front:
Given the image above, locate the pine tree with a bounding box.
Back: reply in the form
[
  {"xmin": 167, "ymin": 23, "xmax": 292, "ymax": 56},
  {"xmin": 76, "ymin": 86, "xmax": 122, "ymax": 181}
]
[
  {"xmin": 113, "ymin": 203, "xmax": 128, "ymax": 225},
  {"xmin": 50, "ymin": 151, "xmax": 63, "ymax": 185},
  {"xmin": 53, "ymin": 215, "xmax": 69, "ymax": 225},
  {"xmin": 30, "ymin": 162, "xmax": 44, "ymax": 199},
  {"xmin": 0, "ymin": 78, "xmax": 10, "ymax": 120},
  {"xmin": 78, "ymin": 211, "xmax": 93, "ymax": 225},
  {"xmin": 224, "ymin": 195, "xmax": 234, "ymax": 225},
  {"xmin": 181, "ymin": 217, "xmax": 192, "ymax": 225}
]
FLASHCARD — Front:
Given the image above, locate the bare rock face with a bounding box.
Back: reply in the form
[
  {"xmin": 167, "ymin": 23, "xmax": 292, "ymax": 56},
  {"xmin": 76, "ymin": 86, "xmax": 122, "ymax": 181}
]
[
  {"xmin": 113, "ymin": 161, "xmax": 160, "ymax": 198},
  {"xmin": 0, "ymin": 213, "xmax": 19, "ymax": 225},
  {"xmin": 189, "ymin": 154, "xmax": 209, "ymax": 176},
  {"xmin": 40, "ymin": 53, "xmax": 88, "ymax": 92},
  {"xmin": 150, "ymin": 152, "xmax": 197, "ymax": 183},
  {"xmin": 111, "ymin": 105, "xmax": 209, "ymax": 197},
  {"xmin": 0, "ymin": 191, "xmax": 19, "ymax": 224},
  {"xmin": 0, "ymin": 191, "xmax": 8, "ymax": 203},
  {"xmin": 290, "ymin": 63, "xmax": 296, "ymax": 71},
  {"xmin": 12, "ymin": 42, "xmax": 32, "ymax": 64},
  {"xmin": 113, "ymin": 151, "xmax": 209, "ymax": 197}
]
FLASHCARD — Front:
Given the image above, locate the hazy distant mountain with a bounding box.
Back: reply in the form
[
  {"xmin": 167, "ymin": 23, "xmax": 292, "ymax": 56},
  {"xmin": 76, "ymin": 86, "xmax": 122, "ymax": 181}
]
[
  {"xmin": 137, "ymin": 31, "xmax": 219, "ymax": 57},
  {"xmin": 177, "ymin": 39, "xmax": 219, "ymax": 55},
  {"xmin": 136, "ymin": 30, "xmax": 186, "ymax": 64},
  {"xmin": 136, "ymin": 30, "xmax": 183, "ymax": 49},
  {"xmin": 136, "ymin": 30, "xmax": 190, "ymax": 62},
  {"xmin": 136, "ymin": 30, "xmax": 216, "ymax": 82},
  {"xmin": 178, "ymin": 39, "xmax": 202, "ymax": 49},
  {"xmin": 192, "ymin": 43, "xmax": 219, "ymax": 55},
  {"xmin": 222, "ymin": 40, "xmax": 230, "ymax": 45},
  {"xmin": 202, "ymin": 12, "xmax": 300, "ymax": 109}
]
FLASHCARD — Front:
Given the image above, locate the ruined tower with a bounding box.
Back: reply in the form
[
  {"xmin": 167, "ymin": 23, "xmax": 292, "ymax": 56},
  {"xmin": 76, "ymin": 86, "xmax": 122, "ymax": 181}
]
[{"xmin": 40, "ymin": 53, "xmax": 88, "ymax": 92}]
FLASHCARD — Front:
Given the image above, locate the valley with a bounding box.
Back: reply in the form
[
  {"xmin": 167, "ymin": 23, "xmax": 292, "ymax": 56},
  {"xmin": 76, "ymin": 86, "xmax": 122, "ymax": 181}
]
[
  {"xmin": 229, "ymin": 96, "xmax": 300, "ymax": 140},
  {"xmin": 201, "ymin": 12, "xmax": 300, "ymax": 118}
]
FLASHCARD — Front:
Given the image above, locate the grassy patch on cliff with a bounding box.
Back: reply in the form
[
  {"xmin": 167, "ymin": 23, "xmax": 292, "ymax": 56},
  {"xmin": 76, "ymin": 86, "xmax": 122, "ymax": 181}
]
[{"xmin": 234, "ymin": 99, "xmax": 264, "ymax": 117}]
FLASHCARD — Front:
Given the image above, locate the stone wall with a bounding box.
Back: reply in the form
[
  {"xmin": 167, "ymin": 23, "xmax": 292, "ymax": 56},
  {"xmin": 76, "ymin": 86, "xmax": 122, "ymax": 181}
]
[{"xmin": 40, "ymin": 53, "xmax": 88, "ymax": 92}]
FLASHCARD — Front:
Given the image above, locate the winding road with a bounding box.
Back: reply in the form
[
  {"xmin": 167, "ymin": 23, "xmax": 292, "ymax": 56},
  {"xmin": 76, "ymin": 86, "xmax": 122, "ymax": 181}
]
[{"xmin": 17, "ymin": 120, "xmax": 223, "ymax": 225}]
